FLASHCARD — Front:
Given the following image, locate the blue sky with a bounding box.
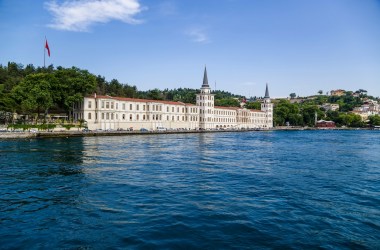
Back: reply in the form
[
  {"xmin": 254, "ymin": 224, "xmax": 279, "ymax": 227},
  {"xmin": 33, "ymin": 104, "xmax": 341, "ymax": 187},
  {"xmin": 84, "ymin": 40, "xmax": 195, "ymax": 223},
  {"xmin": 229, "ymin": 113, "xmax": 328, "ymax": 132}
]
[{"xmin": 1, "ymin": 0, "xmax": 379, "ymax": 98}]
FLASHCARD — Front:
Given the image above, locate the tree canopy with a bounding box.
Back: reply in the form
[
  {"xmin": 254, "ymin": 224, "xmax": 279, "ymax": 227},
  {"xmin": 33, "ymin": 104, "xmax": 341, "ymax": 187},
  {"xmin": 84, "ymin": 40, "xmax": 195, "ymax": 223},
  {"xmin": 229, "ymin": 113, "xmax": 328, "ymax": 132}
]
[
  {"xmin": 1, "ymin": 61, "xmax": 378, "ymax": 128},
  {"xmin": 0, "ymin": 62, "xmax": 247, "ymax": 117}
]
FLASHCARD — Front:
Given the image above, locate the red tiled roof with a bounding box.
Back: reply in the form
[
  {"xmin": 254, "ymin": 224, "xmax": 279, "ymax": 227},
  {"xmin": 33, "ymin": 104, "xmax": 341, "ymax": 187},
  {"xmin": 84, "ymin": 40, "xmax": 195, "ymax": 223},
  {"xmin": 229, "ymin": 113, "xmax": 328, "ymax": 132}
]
[
  {"xmin": 214, "ymin": 106, "xmax": 240, "ymax": 110},
  {"xmin": 87, "ymin": 94, "xmax": 188, "ymax": 106},
  {"xmin": 214, "ymin": 106, "xmax": 264, "ymax": 112},
  {"xmin": 87, "ymin": 94, "xmax": 264, "ymax": 111}
]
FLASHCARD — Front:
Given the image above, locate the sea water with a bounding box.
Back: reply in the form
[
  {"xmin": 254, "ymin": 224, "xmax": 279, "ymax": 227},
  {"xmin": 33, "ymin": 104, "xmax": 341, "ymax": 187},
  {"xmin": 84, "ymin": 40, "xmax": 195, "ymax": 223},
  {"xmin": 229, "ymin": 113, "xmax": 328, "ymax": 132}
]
[{"xmin": 1, "ymin": 130, "xmax": 379, "ymax": 248}]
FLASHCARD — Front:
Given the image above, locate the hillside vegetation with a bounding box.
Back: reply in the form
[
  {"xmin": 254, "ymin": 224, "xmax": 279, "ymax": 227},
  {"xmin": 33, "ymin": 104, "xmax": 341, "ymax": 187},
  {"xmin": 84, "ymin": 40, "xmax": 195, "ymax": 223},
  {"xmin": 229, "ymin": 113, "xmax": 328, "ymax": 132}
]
[
  {"xmin": 0, "ymin": 62, "xmax": 242, "ymax": 116},
  {"xmin": 1, "ymin": 62, "xmax": 379, "ymax": 127}
]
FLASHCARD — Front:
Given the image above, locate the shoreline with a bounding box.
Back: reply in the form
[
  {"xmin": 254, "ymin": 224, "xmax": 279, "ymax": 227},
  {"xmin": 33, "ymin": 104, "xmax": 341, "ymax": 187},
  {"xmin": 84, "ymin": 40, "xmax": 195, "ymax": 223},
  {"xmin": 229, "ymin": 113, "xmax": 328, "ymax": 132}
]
[
  {"xmin": 0, "ymin": 128, "xmax": 269, "ymax": 139},
  {"xmin": 0, "ymin": 127, "xmax": 377, "ymax": 139}
]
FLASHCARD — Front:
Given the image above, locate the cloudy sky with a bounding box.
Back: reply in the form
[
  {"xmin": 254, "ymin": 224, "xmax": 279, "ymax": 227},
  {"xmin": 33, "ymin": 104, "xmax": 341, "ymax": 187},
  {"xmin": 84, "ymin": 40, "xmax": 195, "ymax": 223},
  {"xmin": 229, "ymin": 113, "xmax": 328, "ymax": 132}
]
[{"xmin": 1, "ymin": 0, "xmax": 379, "ymax": 98}]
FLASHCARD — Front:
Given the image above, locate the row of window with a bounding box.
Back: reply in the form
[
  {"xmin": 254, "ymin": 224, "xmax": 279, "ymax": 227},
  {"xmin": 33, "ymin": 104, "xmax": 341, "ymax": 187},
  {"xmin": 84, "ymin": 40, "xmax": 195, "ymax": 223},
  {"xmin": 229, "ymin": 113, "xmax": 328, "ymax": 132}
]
[
  {"xmin": 86, "ymin": 111, "xmax": 270, "ymax": 121},
  {"xmin": 85, "ymin": 112, "xmax": 269, "ymax": 124},
  {"xmin": 240, "ymin": 112, "xmax": 269, "ymax": 117},
  {"xmin": 87, "ymin": 113, "xmax": 264, "ymax": 123},
  {"xmin": 237, "ymin": 118, "xmax": 269, "ymax": 124},
  {"xmin": 88, "ymin": 112, "xmax": 200, "ymax": 122},
  {"xmin": 215, "ymin": 110, "xmax": 235, "ymax": 116},
  {"xmin": 197, "ymin": 95, "xmax": 214, "ymax": 100},
  {"xmin": 197, "ymin": 102, "xmax": 214, "ymax": 107},
  {"xmin": 89, "ymin": 100, "xmax": 199, "ymax": 114},
  {"xmin": 87, "ymin": 100, "xmax": 269, "ymax": 118}
]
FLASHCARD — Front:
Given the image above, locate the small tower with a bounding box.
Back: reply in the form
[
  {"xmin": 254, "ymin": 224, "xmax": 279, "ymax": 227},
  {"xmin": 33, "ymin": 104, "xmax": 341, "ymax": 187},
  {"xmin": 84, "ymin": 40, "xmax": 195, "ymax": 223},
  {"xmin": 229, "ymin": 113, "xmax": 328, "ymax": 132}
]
[
  {"xmin": 196, "ymin": 66, "xmax": 215, "ymax": 130},
  {"xmin": 315, "ymin": 111, "xmax": 318, "ymax": 126},
  {"xmin": 261, "ymin": 83, "xmax": 273, "ymax": 128}
]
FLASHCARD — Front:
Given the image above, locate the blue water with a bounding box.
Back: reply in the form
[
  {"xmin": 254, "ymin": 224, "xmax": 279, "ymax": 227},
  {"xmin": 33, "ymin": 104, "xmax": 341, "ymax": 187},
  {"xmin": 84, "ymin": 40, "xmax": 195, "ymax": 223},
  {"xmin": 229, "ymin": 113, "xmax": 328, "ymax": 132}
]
[{"xmin": 1, "ymin": 130, "xmax": 380, "ymax": 249}]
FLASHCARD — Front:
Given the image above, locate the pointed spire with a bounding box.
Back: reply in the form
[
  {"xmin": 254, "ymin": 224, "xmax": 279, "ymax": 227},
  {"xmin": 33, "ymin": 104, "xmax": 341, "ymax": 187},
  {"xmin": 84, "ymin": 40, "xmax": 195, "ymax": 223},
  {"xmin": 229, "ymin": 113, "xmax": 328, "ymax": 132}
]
[
  {"xmin": 264, "ymin": 83, "xmax": 270, "ymax": 98},
  {"xmin": 202, "ymin": 66, "xmax": 209, "ymax": 88}
]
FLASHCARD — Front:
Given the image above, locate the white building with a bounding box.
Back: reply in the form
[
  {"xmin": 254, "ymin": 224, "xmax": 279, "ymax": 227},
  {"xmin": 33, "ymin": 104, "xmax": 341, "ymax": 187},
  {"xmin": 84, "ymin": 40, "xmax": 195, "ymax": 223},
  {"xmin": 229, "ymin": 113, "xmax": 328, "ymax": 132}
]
[
  {"xmin": 322, "ymin": 103, "xmax": 340, "ymax": 111},
  {"xmin": 352, "ymin": 99, "xmax": 379, "ymax": 121},
  {"xmin": 73, "ymin": 67, "xmax": 273, "ymax": 131}
]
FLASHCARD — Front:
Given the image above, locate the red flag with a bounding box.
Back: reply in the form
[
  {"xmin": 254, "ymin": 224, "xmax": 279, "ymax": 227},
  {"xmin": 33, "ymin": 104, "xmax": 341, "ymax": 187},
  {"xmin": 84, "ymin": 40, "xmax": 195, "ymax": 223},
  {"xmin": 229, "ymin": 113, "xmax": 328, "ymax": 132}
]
[{"xmin": 45, "ymin": 40, "xmax": 50, "ymax": 57}]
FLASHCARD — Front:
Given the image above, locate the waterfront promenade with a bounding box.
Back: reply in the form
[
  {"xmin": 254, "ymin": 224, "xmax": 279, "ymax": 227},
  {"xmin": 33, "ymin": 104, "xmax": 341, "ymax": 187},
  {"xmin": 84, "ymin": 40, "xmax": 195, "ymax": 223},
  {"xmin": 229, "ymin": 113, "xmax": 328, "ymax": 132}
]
[
  {"xmin": 0, "ymin": 126, "xmax": 375, "ymax": 139},
  {"xmin": 0, "ymin": 128, "xmax": 268, "ymax": 139}
]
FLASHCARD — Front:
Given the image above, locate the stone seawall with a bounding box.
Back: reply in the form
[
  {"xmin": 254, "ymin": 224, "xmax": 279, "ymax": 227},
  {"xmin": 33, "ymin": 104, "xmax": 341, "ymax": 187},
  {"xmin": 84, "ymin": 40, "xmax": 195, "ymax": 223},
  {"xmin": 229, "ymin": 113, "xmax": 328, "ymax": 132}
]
[
  {"xmin": 2, "ymin": 127, "xmax": 371, "ymax": 139},
  {"xmin": 0, "ymin": 132, "xmax": 36, "ymax": 139},
  {"xmin": 0, "ymin": 128, "xmax": 271, "ymax": 139}
]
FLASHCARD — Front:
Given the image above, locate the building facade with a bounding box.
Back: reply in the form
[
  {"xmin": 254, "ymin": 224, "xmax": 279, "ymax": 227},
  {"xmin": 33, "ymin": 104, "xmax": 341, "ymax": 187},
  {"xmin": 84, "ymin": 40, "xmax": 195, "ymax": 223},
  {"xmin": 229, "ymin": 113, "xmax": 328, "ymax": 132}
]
[
  {"xmin": 316, "ymin": 120, "xmax": 336, "ymax": 128},
  {"xmin": 73, "ymin": 67, "xmax": 273, "ymax": 131},
  {"xmin": 321, "ymin": 103, "xmax": 340, "ymax": 111},
  {"xmin": 352, "ymin": 99, "xmax": 379, "ymax": 121},
  {"xmin": 330, "ymin": 89, "xmax": 346, "ymax": 96}
]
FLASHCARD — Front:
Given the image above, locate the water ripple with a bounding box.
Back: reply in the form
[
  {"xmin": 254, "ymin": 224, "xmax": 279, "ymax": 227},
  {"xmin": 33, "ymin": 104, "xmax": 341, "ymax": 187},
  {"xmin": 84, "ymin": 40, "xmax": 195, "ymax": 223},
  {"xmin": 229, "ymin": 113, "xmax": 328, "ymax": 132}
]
[{"xmin": 1, "ymin": 131, "xmax": 380, "ymax": 248}]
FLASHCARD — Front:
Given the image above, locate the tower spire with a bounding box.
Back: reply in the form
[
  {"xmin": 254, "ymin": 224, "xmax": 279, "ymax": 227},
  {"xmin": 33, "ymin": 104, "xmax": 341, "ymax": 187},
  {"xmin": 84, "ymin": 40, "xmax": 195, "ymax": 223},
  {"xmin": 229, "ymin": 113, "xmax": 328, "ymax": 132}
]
[
  {"xmin": 264, "ymin": 83, "xmax": 270, "ymax": 98},
  {"xmin": 202, "ymin": 66, "xmax": 209, "ymax": 88}
]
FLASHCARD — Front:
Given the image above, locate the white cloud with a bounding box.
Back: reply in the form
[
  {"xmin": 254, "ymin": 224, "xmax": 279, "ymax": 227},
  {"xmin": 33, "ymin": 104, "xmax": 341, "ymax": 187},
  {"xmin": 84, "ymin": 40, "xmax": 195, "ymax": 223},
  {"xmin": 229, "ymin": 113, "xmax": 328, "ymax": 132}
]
[
  {"xmin": 186, "ymin": 28, "xmax": 210, "ymax": 44},
  {"xmin": 45, "ymin": 0, "xmax": 144, "ymax": 32}
]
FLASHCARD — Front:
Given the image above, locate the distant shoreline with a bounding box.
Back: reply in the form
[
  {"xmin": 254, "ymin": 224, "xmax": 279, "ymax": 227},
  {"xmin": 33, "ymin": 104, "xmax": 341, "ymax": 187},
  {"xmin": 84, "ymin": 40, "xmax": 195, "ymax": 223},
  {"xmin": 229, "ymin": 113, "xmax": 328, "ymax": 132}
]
[
  {"xmin": 0, "ymin": 128, "xmax": 266, "ymax": 139},
  {"xmin": 0, "ymin": 127, "xmax": 377, "ymax": 139}
]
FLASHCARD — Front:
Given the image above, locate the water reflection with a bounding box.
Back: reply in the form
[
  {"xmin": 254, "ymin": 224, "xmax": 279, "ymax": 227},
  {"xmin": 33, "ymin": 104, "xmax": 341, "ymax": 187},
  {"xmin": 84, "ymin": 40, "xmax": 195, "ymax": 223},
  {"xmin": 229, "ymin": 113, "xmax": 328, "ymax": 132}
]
[
  {"xmin": 1, "ymin": 131, "xmax": 380, "ymax": 249},
  {"xmin": 0, "ymin": 137, "xmax": 87, "ymax": 241}
]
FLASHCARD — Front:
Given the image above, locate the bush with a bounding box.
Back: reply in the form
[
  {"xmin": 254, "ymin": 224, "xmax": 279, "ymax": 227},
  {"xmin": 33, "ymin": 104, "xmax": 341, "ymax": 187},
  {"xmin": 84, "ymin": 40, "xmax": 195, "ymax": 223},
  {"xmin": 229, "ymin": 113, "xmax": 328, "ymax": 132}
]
[{"xmin": 62, "ymin": 124, "xmax": 75, "ymax": 130}]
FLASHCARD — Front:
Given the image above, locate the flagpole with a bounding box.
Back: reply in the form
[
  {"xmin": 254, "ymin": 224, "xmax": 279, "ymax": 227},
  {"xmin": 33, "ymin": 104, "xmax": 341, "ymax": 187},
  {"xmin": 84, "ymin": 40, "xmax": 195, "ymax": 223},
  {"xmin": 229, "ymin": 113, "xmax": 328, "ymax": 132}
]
[{"xmin": 44, "ymin": 36, "xmax": 46, "ymax": 68}]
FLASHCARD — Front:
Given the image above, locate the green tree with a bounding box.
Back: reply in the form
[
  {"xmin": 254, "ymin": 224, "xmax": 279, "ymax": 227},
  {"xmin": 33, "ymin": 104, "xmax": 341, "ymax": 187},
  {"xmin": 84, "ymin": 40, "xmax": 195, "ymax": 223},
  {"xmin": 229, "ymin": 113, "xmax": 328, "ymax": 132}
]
[
  {"xmin": 245, "ymin": 101, "xmax": 261, "ymax": 110},
  {"xmin": 24, "ymin": 64, "xmax": 36, "ymax": 76},
  {"xmin": 12, "ymin": 73, "xmax": 57, "ymax": 121},
  {"xmin": 273, "ymin": 99, "xmax": 303, "ymax": 126},
  {"xmin": 0, "ymin": 65, "xmax": 8, "ymax": 86},
  {"xmin": 96, "ymin": 75, "xmax": 107, "ymax": 95},
  {"xmin": 53, "ymin": 67, "xmax": 97, "ymax": 113},
  {"xmin": 301, "ymin": 105, "xmax": 324, "ymax": 126},
  {"xmin": 215, "ymin": 98, "xmax": 240, "ymax": 107},
  {"xmin": 0, "ymin": 91, "xmax": 18, "ymax": 112},
  {"xmin": 369, "ymin": 115, "xmax": 380, "ymax": 126},
  {"xmin": 213, "ymin": 90, "xmax": 243, "ymax": 100},
  {"xmin": 289, "ymin": 93, "xmax": 296, "ymax": 99},
  {"xmin": 123, "ymin": 84, "xmax": 138, "ymax": 98},
  {"xmin": 147, "ymin": 88, "xmax": 163, "ymax": 100},
  {"xmin": 337, "ymin": 113, "xmax": 363, "ymax": 127},
  {"xmin": 325, "ymin": 110, "xmax": 340, "ymax": 123},
  {"xmin": 108, "ymin": 79, "xmax": 123, "ymax": 96}
]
